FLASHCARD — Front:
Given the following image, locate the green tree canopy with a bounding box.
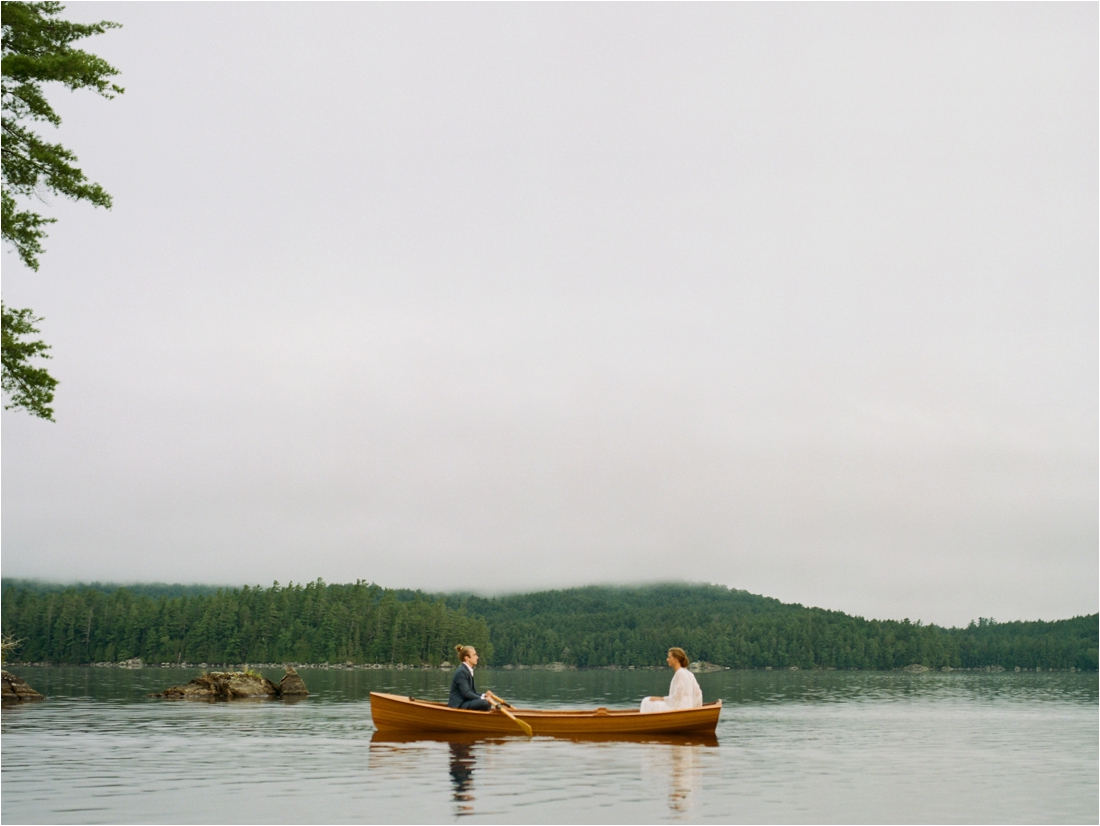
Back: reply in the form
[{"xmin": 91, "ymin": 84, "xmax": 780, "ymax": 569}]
[
  {"xmin": 1, "ymin": 1, "xmax": 122, "ymax": 419},
  {"xmin": 1, "ymin": 304, "xmax": 55, "ymax": 418},
  {"xmin": 2, "ymin": 579, "xmax": 1094, "ymax": 671}
]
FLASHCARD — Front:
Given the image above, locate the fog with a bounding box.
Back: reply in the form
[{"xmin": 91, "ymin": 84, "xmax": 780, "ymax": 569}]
[{"xmin": 2, "ymin": 3, "xmax": 1096, "ymax": 626}]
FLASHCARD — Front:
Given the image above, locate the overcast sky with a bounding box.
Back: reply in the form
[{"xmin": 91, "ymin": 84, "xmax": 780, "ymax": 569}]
[{"xmin": 2, "ymin": 2, "xmax": 1096, "ymax": 627}]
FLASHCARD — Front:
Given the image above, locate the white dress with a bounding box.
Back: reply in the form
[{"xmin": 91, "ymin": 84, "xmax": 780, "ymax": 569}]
[{"xmin": 639, "ymin": 667, "xmax": 703, "ymax": 713}]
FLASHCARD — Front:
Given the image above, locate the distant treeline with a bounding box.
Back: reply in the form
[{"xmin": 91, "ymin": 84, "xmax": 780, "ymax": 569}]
[
  {"xmin": 0, "ymin": 579, "xmax": 491, "ymax": 666},
  {"xmin": 463, "ymin": 585, "xmax": 1098, "ymax": 671},
  {"xmin": 1, "ymin": 580, "xmax": 1096, "ymax": 670},
  {"xmin": 0, "ymin": 580, "xmax": 223, "ymax": 600}
]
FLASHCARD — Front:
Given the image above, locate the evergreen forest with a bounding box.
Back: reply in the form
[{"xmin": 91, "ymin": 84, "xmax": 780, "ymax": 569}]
[
  {"xmin": 0, "ymin": 579, "xmax": 491, "ymax": 666},
  {"xmin": 1, "ymin": 579, "xmax": 1096, "ymax": 671}
]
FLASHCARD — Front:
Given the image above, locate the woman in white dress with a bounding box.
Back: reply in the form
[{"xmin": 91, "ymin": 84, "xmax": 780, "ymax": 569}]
[{"xmin": 640, "ymin": 647, "xmax": 703, "ymax": 713}]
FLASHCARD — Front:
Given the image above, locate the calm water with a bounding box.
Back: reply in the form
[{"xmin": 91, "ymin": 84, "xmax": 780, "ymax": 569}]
[{"xmin": 2, "ymin": 666, "xmax": 1096, "ymax": 824}]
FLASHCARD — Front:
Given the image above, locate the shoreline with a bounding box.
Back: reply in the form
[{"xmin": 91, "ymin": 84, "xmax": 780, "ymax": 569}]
[{"xmin": 3, "ymin": 661, "xmax": 1090, "ymax": 673}]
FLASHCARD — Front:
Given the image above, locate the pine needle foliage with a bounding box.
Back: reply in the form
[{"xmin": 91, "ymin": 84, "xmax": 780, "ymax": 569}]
[
  {"xmin": 1, "ymin": 1, "xmax": 123, "ymax": 418},
  {"xmin": 1, "ymin": 304, "xmax": 55, "ymax": 417},
  {"xmin": 2, "ymin": 1, "xmax": 122, "ymax": 269}
]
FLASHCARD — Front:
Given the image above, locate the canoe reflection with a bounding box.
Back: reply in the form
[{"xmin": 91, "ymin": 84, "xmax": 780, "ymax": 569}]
[
  {"xmin": 369, "ymin": 730, "xmax": 718, "ymax": 747},
  {"xmin": 369, "ymin": 729, "xmax": 717, "ymax": 818}
]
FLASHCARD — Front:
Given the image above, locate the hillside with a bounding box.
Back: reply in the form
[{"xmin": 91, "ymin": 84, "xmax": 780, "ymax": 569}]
[
  {"xmin": 462, "ymin": 584, "xmax": 1098, "ymax": 670},
  {"xmin": 1, "ymin": 580, "xmax": 1095, "ymax": 670}
]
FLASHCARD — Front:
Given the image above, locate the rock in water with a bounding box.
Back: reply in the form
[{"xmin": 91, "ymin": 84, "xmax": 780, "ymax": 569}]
[
  {"xmin": 155, "ymin": 671, "xmax": 279, "ymax": 699},
  {"xmin": 2, "ymin": 670, "xmax": 45, "ymax": 702},
  {"xmin": 689, "ymin": 661, "xmax": 725, "ymax": 673},
  {"xmin": 225, "ymin": 672, "xmax": 280, "ymax": 697},
  {"xmin": 278, "ymin": 666, "xmax": 309, "ymax": 696}
]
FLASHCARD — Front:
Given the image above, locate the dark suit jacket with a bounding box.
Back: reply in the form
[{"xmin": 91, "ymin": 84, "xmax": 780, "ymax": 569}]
[{"xmin": 449, "ymin": 664, "xmax": 482, "ymax": 708}]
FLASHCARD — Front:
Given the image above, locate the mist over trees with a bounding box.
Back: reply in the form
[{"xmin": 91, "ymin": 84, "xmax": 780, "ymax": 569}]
[{"xmin": 1, "ymin": 580, "xmax": 1096, "ymax": 671}]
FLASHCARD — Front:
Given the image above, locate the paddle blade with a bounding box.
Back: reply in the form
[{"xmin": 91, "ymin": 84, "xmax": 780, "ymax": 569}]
[{"xmin": 496, "ymin": 704, "xmax": 533, "ymax": 736}]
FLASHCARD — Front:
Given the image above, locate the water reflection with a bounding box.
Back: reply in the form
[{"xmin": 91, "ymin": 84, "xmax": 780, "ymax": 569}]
[
  {"xmin": 640, "ymin": 741, "xmax": 704, "ymax": 817},
  {"xmin": 669, "ymin": 744, "xmax": 700, "ymax": 816},
  {"xmin": 369, "ymin": 730, "xmax": 718, "ymax": 747},
  {"xmin": 369, "ymin": 730, "xmax": 717, "ymax": 819},
  {"xmin": 448, "ymin": 741, "xmax": 476, "ymax": 816},
  {"xmin": 369, "ymin": 732, "xmax": 498, "ymax": 818},
  {"xmin": 6, "ymin": 665, "xmax": 1096, "ymax": 709}
]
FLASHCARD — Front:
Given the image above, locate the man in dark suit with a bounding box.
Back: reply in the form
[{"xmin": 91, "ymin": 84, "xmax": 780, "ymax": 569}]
[{"xmin": 449, "ymin": 645, "xmax": 491, "ymax": 710}]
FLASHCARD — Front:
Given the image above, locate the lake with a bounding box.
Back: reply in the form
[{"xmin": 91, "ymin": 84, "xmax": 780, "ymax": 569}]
[{"xmin": 2, "ymin": 666, "xmax": 1096, "ymax": 824}]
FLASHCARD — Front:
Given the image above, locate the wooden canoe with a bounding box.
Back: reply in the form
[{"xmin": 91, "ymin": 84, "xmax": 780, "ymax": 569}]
[{"xmin": 369, "ymin": 692, "xmax": 722, "ymax": 737}]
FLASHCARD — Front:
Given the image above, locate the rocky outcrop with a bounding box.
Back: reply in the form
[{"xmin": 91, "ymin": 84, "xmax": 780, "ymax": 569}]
[
  {"xmin": 277, "ymin": 666, "xmax": 309, "ymax": 696},
  {"xmin": 154, "ymin": 667, "xmax": 308, "ymax": 699},
  {"xmin": 903, "ymin": 663, "xmax": 930, "ymax": 673},
  {"xmin": 2, "ymin": 670, "xmax": 44, "ymax": 702},
  {"xmin": 154, "ymin": 671, "xmax": 279, "ymax": 699}
]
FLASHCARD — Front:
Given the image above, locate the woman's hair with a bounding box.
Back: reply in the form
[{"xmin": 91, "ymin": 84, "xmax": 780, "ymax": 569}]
[
  {"xmin": 668, "ymin": 647, "xmax": 689, "ymax": 667},
  {"xmin": 455, "ymin": 644, "xmax": 476, "ymax": 663}
]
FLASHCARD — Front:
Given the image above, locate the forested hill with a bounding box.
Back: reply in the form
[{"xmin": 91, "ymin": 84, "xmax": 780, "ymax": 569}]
[
  {"xmin": 0, "ymin": 579, "xmax": 223, "ymax": 600},
  {"xmin": 1, "ymin": 579, "xmax": 492, "ymax": 667},
  {"xmin": 1, "ymin": 579, "xmax": 1096, "ymax": 670},
  {"xmin": 460, "ymin": 584, "xmax": 1098, "ymax": 671}
]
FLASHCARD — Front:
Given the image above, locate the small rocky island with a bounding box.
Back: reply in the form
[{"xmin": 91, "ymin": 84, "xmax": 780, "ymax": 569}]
[
  {"xmin": 2, "ymin": 670, "xmax": 45, "ymax": 703},
  {"xmin": 153, "ymin": 666, "xmax": 308, "ymax": 699}
]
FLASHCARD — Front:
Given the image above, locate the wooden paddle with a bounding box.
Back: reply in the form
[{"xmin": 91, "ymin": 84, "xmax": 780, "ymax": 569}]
[
  {"xmin": 486, "ymin": 690, "xmax": 532, "ymax": 736},
  {"xmin": 485, "ymin": 690, "xmax": 515, "ymax": 709}
]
